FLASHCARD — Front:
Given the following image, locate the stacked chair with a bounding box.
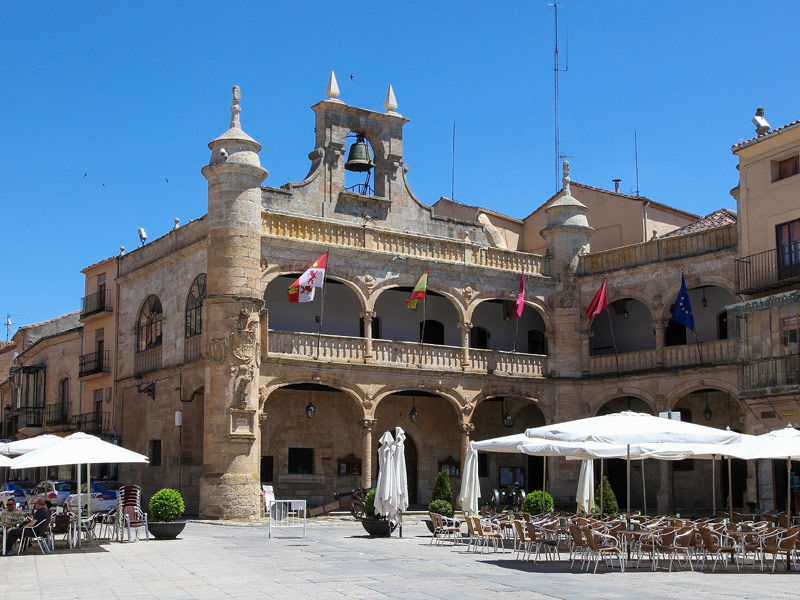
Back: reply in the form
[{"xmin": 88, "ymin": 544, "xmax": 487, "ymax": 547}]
[{"xmin": 116, "ymin": 485, "xmax": 149, "ymax": 542}]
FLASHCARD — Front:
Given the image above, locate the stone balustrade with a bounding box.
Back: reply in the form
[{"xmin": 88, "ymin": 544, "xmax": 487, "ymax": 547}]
[
  {"xmin": 263, "ymin": 212, "xmax": 548, "ymax": 275},
  {"xmin": 588, "ymin": 349, "xmax": 657, "ymax": 374},
  {"xmin": 663, "ymin": 339, "xmax": 733, "ymax": 368},
  {"xmin": 267, "ymin": 330, "xmax": 548, "ymax": 376}
]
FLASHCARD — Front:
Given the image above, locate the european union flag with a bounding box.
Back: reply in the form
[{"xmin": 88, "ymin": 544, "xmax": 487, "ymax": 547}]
[{"xmin": 671, "ymin": 275, "xmax": 695, "ymax": 331}]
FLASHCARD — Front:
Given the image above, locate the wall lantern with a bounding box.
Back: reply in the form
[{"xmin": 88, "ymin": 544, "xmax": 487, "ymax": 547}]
[
  {"xmin": 502, "ymin": 397, "xmax": 514, "ymax": 428},
  {"xmin": 134, "ymin": 372, "xmax": 156, "ymax": 400},
  {"xmin": 703, "ymin": 392, "xmax": 712, "ymax": 421},
  {"xmin": 409, "ymin": 394, "xmax": 419, "ymax": 423}
]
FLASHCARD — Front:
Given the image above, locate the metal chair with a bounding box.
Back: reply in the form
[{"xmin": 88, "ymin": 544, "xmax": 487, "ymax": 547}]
[{"xmin": 18, "ymin": 514, "xmax": 52, "ymax": 555}]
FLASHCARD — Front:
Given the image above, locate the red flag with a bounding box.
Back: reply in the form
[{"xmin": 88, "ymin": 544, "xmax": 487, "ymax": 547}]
[
  {"xmin": 586, "ymin": 279, "xmax": 608, "ymax": 321},
  {"xmin": 509, "ymin": 272, "xmax": 525, "ymax": 320}
]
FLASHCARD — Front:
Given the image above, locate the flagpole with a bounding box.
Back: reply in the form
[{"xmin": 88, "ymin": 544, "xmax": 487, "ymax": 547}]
[
  {"xmin": 606, "ymin": 310, "xmax": 620, "ymax": 373},
  {"xmin": 512, "ymin": 316, "xmax": 519, "ymax": 354},
  {"xmin": 419, "ymin": 294, "xmax": 426, "ymax": 365},
  {"xmin": 316, "ymin": 249, "xmax": 330, "ymax": 360}
]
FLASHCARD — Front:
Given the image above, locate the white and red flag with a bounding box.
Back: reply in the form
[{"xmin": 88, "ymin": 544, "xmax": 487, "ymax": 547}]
[{"xmin": 287, "ymin": 252, "xmax": 328, "ymax": 303}]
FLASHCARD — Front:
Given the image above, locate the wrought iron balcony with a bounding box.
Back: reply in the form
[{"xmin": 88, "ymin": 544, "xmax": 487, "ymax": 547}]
[
  {"xmin": 16, "ymin": 407, "xmax": 43, "ymax": 429},
  {"xmin": 736, "ymin": 244, "xmax": 800, "ymax": 294},
  {"xmin": 71, "ymin": 411, "xmax": 112, "ymax": 435},
  {"xmin": 45, "ymin": 402, "xmax": 71, "ymax": 426},
  {"xmin": 739, "ymin": 355, "xmax": 800, "ymax": 398},
  {"xmin": 79, "ymin": 350, "xmax": 110, "ymax": 377},
  {"xmin": 80, "ymin": 289, "xmax": 113, "ymax": 319}
]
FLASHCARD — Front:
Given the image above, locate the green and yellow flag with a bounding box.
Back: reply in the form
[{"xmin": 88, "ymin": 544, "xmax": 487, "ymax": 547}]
[{"xmin": 406, "ymin": 268, "xmax": 428, "ymax": 310}]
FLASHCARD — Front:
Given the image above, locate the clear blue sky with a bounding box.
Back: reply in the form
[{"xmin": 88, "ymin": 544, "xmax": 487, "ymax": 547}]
[{"xmin": 3, "ymin": 1, "xmax": 800, "ymax": 331}]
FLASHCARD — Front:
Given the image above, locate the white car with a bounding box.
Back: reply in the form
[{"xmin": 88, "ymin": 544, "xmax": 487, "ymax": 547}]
[
  {"xmin": 65, "ymin": 481, "xmax": 124, "ymax": 514},
  {"xmin": 24, "ymin": 480, "xmax": 76, "ymax": 508}
]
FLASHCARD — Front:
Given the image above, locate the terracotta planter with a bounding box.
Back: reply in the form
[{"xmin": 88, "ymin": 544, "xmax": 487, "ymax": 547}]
[
  {"xmin": 360, "ymin": 518, "xmax": 394, "ymax": 537},
  {"xmin": 147, "ymin": 521, "xmax": 186, "ymax": 540}
]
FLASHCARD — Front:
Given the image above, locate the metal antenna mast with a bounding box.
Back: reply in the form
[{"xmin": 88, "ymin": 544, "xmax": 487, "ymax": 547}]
[{"xmin": 550, "ymin": 3, "xmax": 568, "ymax": 192}]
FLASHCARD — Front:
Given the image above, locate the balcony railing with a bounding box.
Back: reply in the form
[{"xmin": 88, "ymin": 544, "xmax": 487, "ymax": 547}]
[
  {"xmin": 580, "ymin": 224, "xmax": 736, "ymax": 275},
  {"xmin": 80, "ymin": 289, "xmax": 113, "ymax": 318},
  {"xmin": 71, "ymin": 411, "xmax": 112, "ymax": 435},
  {"xmin": 736, "ymin": 244, "xmax": 800, "ymax": 294},
  {"xmin": 79, "ymin": 350, "xmax": 110, "ymax": 377},
  {"xmin": 267, "ymin": 330, "xmax": 548, "ymax": 376},
  {"xmin": 663, "ymin": 339, "xmax": 733, "ymax": 369},
  {"xmin": 739, "ymin": 355, "xmax": 800, "ymax": 398},
  {"xmin": 16, "ymin": 407, "xmax": 43, "ymax": 429},
  {"xmin": 134, "ymin": 346, "xmax": 162, "ymax": 374},
  {"xmin": 45, "ymin": 403, "xmax": 70, "ymax": 426},
  {"xmin": 184, "ymin": 334, "xmax": 203, "ymax": 362},
  {"xmin": 588, "ymin": 349, "xmax": 657, "ymax": 375}
]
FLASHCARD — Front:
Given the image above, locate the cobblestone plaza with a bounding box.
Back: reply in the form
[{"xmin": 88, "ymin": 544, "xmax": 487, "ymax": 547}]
[{"xmin": 0, "ymin": 518, "xmax": 796, "ymax": 599}]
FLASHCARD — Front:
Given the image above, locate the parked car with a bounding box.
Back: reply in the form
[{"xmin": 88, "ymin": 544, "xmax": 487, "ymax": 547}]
[
  {"xmin": 0, "ymin": 482, "xmax": 33, "ymax": 507},
  {"xmin": 24, "ymin": 480, "xmax": 76, "ymax": 508},
  {"xmin": 65, "ymin": 481, "xmax": 124, "ymax": 513}
]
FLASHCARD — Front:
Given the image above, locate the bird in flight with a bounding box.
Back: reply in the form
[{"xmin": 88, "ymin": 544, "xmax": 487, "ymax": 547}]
[
  {"xmin": 350, "ymin": 74, "xmax": 354, "ymax": 81},
  {"xmin": 101, "ymin": 183, "xmax": 106, "ymax": 188},
  {"xmin": 83, "ymin": 172, "xmax": 87, "ymax": 178},
  {"xmin": 165, "ymin": 178, "xmax": 169, "ymax": 183}
]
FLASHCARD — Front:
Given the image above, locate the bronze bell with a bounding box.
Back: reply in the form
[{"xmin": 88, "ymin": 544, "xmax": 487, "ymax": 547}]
[{"xmin": 344, "ymin": 135, "xmax": 374, "ymax": 172}]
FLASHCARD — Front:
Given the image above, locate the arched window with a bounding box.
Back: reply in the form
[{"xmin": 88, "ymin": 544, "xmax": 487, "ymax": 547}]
[
  {"xmin": 419, "ymin": 320, "xmax": 444, "ymax": 345},
  {"xmin": 136, "ymin": 295, "xmax": 163, "ymax": 352},
  {"xmin": 185, "ymin": 274, "xmax": 207, "ymax": 338},
  {"xmin": 58, "ymin": 377, "xmax": 69, "ymax": 406}
]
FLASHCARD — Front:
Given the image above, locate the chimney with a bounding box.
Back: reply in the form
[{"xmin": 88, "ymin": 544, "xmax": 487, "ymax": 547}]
[
  {"xmin": 612, "ymin": 179, "xmax": 621, "ymax": 193},
  {"xmin": 752, "ymin": 107, "xmax": 770, "ymax": 136}
]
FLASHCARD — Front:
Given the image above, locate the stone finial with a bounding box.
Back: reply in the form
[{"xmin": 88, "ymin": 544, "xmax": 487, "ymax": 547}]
[
  {"xmin": 384, "ymin": 84, "xmax": 398, "ymax": 113},
  {"xmin": 230, "ymin": 85, "xmax": 242, "ymax": 129},
  {"xmin": 562, "ymin": 160, "xmax": 571, "ymax": 193},
  {"xmin": 326, "ymin": 71, "xmax": 341, "ymax": 101}
]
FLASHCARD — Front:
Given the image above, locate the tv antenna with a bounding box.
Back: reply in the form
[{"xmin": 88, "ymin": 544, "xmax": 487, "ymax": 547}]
[
  {"xmin": 5, "ymin": 313, "xmax": 22, "ymax": 341},
  {"xmin": 550, "ymin": 3, "xmax": 569, "ymax": 192}
]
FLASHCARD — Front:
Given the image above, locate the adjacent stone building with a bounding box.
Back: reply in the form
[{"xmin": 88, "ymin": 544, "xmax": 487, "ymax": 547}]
[{"xmin": 3, "ymin": 79, "xmax": 798, "ymax": 519}]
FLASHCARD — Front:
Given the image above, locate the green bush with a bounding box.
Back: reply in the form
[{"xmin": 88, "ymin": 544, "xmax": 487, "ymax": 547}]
[
  {"xmin": 364, "ymin": 488, "xmax": 379, "ymax": 519},
  {"xmin": 522, "ymin": 490, "xmax": 554, "ymax": 515},
  {"xmin": 428, "ymin": 499, "xmax": 454, "ymax": 518},
  {"xmin": 595, "ymin": 476, "xmax": 619, "ymax": 515},
  {"xmin": 148, "ymin": 488, "xmax": 185, "ymax": 522},
  {"xmin": 431, "ymin": 470, "xmax": 452, "ymax": 504}
]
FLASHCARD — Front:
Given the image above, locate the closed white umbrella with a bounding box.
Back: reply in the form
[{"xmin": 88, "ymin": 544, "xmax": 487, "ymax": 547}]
[
  {"xmin": 458, "ymin": 444, "xmax": 480, "ymax": 515},
  {"xmin": 11, "ymin": 432, "xmax": 149, "ymax": 548},
  {"xmin": 576, "ymin": 459, "xmax": 595, "ymax": 515},
  {"xmin": 373, "ymin": 431, "xmax": 395, "ymax": 521},
  {"xmin": 392, "ymin": 427, "xmax": 409, "ymax": 536}
]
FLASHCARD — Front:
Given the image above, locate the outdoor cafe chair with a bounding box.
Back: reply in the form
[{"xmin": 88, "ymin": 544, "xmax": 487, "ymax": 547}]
[
  {"xmin": 665, "ymin": 526, "xmax": 696, "ymax": 572},
  {"xmin": 18, "ymin": 514, "xmax": 51, "ymax": 555},
  {"xmin": 567, "ymin": 524, "xmax": 589, "ymax": 569},
  {"xmin": 429, "ymin": 512, "xmax": 460, "ymax": 546},
  {"xmin": 471, "ymin": 516, "xmax": 504, "ymax": 553},
  {"xmin": 512, "ymin": 519, "xmax": 534, "ymax": 560},
  {"xmin": 697, "ymin": 525, "xmax": 738, "ymax": 572},
  {"xmin": 581, "ymin": 525, "xmax": 624, "ymax": 573},
  {"xmin": 760, "ymin": 528, "xmax": 798, "ymax": 573},
  {"xmin": 48, "ymin": 512, "xmax": 73, "ymax": 550}
]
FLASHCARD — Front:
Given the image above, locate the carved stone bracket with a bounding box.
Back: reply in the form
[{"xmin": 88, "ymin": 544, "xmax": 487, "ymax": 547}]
[
  {"xmin": 458, "ymin": 421, "xmax": 475, "ymax": 434},
  {"xmin": 461, "ymin": 401, "xmax": 474, "ymax": 416},
  {"xmin": 359, "ymin": 418, "xmax": 378, "ymax": 431}
]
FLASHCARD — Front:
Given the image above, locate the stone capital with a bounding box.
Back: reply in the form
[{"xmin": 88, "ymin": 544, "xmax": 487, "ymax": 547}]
[
  {"xmin": 359, "ymin": 418, "xmax": 378, "ymax": 431},
  {"xmin": 458, "ymin": 421, "xmax": 475, "ymax": 434}
]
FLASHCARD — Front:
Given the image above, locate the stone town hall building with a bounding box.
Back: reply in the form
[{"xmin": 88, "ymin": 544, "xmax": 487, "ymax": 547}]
[{"xmin": 2, "ymin": 77, "xmax": 799, "ymax": 519}]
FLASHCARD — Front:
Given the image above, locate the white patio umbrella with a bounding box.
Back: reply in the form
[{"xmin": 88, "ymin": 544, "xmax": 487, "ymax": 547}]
[
  {"xmin": 373, "ymin": 430, "xmax": 395, "ymax": 522},
  {"xmin": 576, "ymin": 459, "xmax": 594, "ymax": 515},
  {"xmin": 11, "ymin": 432, "xmax": 149, "ymax": 547},
  {"xmin": 458, "ymin": 444, "xmax": 480, "ymax": 515},
  {"xmin": 0, "ymin": 454, "xmax": 11, "ymax": 467},
  {"xmin": 1, "ymin": 434, "xmax": 63, "ymax": 456},
  {"xmin": 525, "ymin": 411, "xmax": 743, "ymax": 522}
]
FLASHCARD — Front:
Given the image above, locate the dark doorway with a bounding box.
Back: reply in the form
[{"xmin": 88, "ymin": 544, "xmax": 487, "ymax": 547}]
[
  {"xmin": 470, "ymin": 326, "xmax": 489, "ymax": 349},
  {"xmin": 665, "ymin": 320, "xmax": 687, "ymax": 346},
  {"xmin": 721, "ymin": 457, "xmax": 747, "ymax": 510},
  {"xmin": 419, "ymin": 320, "xmax": 444, "ymax": 344},
  {"xmin": 405, "ymin": 434, "xmax": 418, "ymax": 505}
]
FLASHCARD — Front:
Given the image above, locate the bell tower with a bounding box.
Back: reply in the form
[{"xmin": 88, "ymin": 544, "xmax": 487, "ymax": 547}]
[{"xmin": 199, "ymin": 86, "xmax": 268, "ymax": 518}]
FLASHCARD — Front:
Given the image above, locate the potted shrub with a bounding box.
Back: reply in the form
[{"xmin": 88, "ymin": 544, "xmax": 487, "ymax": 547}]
[
  {"xmin": 522, "ymin": 490, "xmax": 554, "ymax": 515},
  {"xmin": 425, "ymin": 471, "xmax": 454, "ymax": 533},
  {"xmin": 594, "ymin": 476, "xmax": 619, "ymax": 515},
  {"xmin": 147, "ymin": 488, "xmax": 186, "ymax": 540},
  {"xmin": 360, "ymin": 488, "xmax": 394, "ymax": 537}
]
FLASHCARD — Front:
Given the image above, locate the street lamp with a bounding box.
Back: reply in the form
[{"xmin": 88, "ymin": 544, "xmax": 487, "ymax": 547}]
[{"xmin": 134, "ymin": 373, "xmax": 156, "ymax": 400}]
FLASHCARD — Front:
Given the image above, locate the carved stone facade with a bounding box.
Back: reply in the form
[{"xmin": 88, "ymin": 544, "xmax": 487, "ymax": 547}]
[{"xmin": 31, "ymin": 84, "xmax": 790, "ymax": 519}]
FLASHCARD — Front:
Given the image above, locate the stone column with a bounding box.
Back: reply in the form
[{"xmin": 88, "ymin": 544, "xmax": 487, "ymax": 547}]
[
  {"xmin": 458, "ymin": 321, "xmax": 472, "ymax": 368},
  {"xmin": 359, "ymin": 418, "xmax": 377, "ymax": 488},
  {"xmin": 657, "ymin": 460, "xmax": 673, "ymax": 515},
  {"xmin": 361, "ymin": 310, "xmax": 375, "ymax": 360},
  {"xmin": 654, "ymin": 319, "xmax": 666, "ymax": 368}
]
